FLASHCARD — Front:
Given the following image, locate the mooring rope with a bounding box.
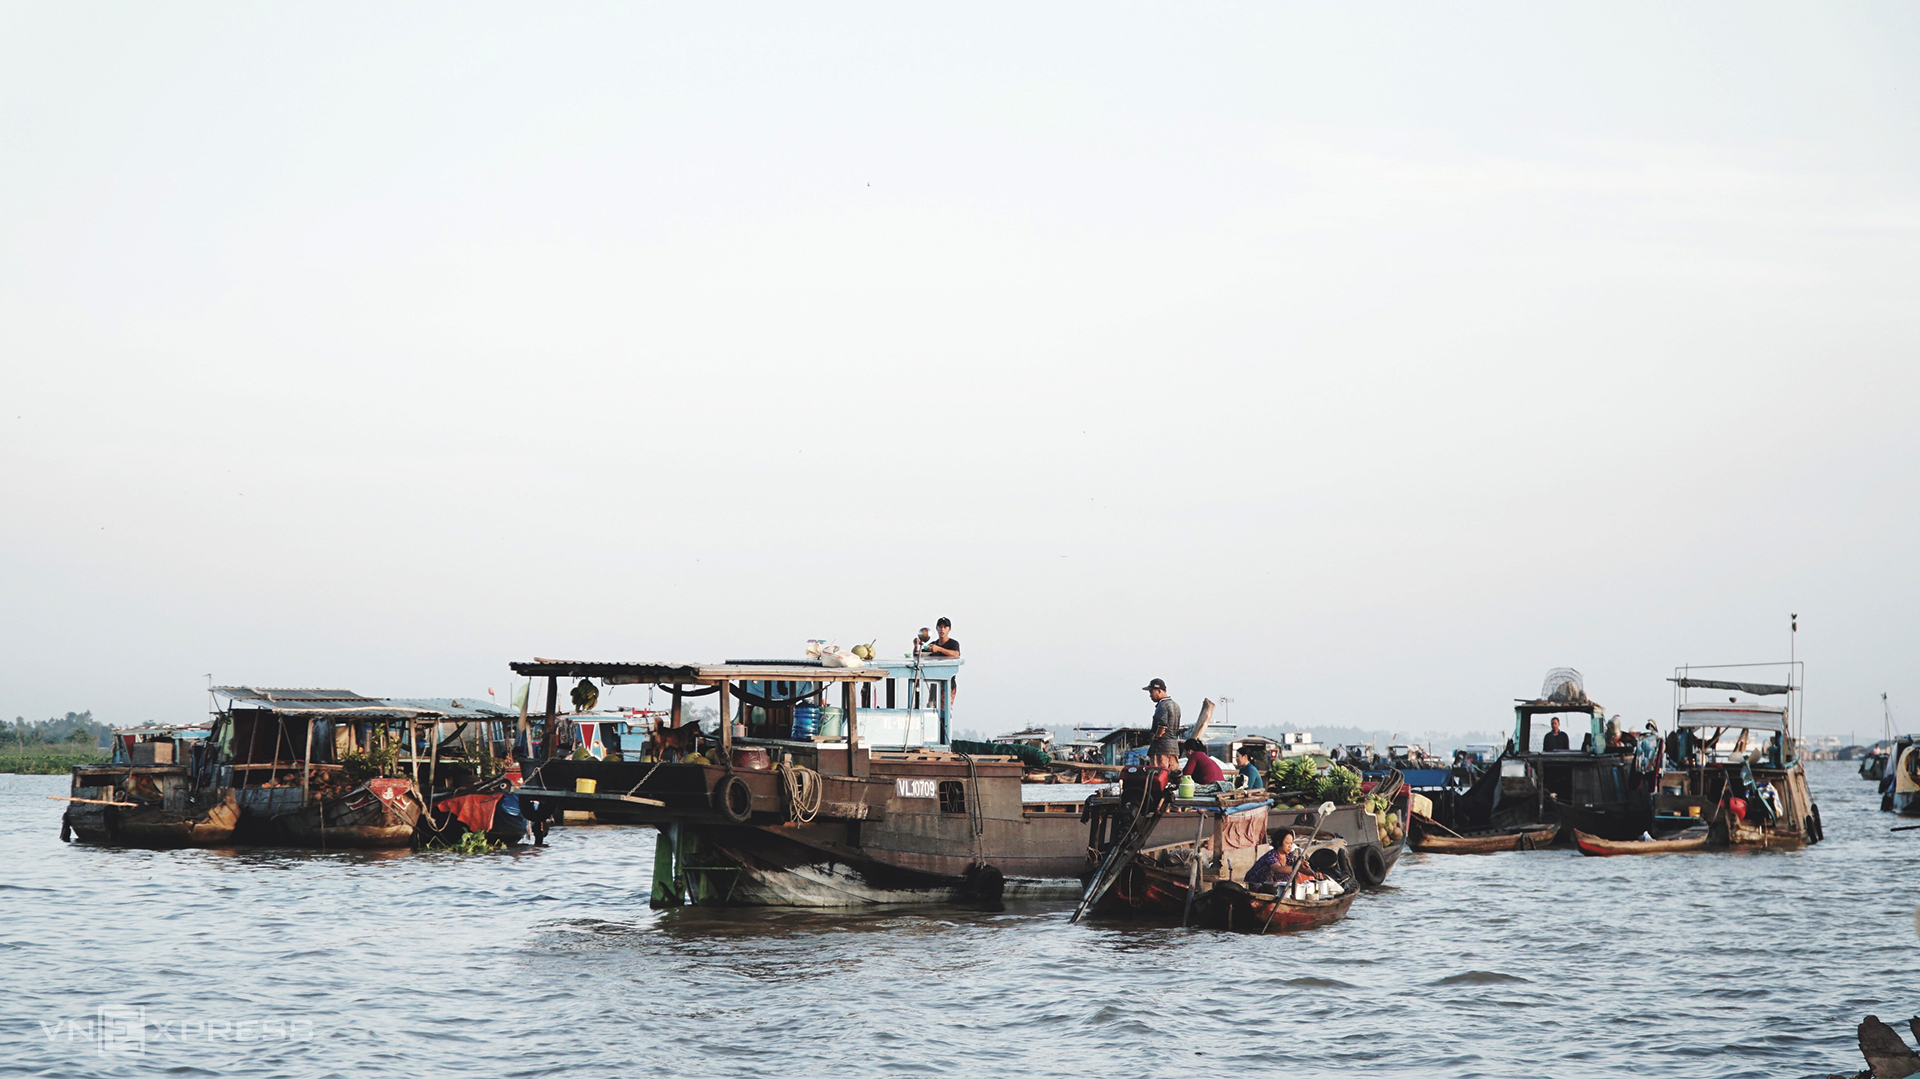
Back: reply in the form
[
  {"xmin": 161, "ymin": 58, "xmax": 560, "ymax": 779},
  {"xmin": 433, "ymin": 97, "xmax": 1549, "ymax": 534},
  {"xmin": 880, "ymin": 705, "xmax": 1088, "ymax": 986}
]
[{"xmin": 781, "ymin": 762, "xmax": 822, "ymax": 823}]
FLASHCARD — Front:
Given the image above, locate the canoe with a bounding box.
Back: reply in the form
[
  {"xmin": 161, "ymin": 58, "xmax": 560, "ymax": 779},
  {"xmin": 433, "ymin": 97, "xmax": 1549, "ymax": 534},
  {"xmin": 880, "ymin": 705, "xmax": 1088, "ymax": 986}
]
[
  {"xmin": 1411, "ymin": 822, "xmax": 1560, "ymax": 854},
  {"xmin": 1574, "ymin": 826, "xmax": 1715, "ymax": 856}
]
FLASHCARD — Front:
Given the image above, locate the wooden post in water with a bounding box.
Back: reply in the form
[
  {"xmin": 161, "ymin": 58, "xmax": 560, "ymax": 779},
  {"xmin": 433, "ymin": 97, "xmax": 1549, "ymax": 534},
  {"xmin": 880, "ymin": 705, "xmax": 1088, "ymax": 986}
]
[
  {"xmin": 301, "ymin": 717, "xmax": 315, "ymax": 804},
  {"xmin": 846, "ymin": 677, "xmax": 866, "ymax": 777},
  {"xmin": 543, "ymin": 676, "xmax": 558, "ymax": 759}
]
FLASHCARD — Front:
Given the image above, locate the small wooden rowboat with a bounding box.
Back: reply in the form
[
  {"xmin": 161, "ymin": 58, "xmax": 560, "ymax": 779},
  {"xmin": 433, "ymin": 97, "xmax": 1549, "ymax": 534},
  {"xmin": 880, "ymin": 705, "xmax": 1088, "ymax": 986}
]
[
  {"xmin": 1207, "ymin": 879, "xmax": 1357, "ymax": 932},
  {"xmin": 1574, "ymin": 826, "xmax": 1715, "ymax": 857},
  {"xmin": 1410, "ymin": 822, "xmax": 1560, "ymax": 854},
  {"xmin": 1095, "ymin": 847, "xmax": 1358, "ymax": 933}
]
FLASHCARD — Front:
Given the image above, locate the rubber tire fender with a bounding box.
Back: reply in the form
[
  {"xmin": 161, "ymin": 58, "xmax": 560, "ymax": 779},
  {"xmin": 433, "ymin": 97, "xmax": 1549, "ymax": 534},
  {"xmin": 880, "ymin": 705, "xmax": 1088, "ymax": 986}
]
[
  {"xmin": 715, "ymin": 774, "xmax": 754, "ymax": 823},
  {"xmin": 1809, "ymin": 803, "xmax": 1823, "ymax": 843},
  {"xmin": 1354, "ymin": 844, "xmax": 1389, "ymax": 888}
]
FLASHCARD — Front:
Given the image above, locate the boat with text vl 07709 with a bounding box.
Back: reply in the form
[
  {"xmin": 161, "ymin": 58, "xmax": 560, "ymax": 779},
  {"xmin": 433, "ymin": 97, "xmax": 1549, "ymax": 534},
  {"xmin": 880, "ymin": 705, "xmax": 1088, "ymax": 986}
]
[
  {"xmin": 510, "ymin": 652, "xmax": 1128, "ymax": 907},
  {"xmin": 1574, "ymin": 660, "xmax": 1823, "ymax": 855}
]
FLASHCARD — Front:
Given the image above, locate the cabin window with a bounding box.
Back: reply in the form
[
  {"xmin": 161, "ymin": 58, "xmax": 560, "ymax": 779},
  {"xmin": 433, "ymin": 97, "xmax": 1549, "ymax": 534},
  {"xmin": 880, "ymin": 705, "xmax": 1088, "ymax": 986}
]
[
  {"xmin": 860, "ymin": 683, "xmax": 872, "ymax": 709},
  {"xmin": 886, "ymin": 679, "xmax": 896, "ymax": 709},
  {"xmin": 937, "ymin": 780, "xmax": 967, "ymax": 814}
]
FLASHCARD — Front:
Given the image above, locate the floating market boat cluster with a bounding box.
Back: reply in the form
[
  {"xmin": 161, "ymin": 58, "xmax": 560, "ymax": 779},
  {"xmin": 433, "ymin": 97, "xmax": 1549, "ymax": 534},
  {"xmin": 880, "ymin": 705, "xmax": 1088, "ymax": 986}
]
[{"xmin": 55, "ymin": 637, "xmax": 1838, "ymax": 936}]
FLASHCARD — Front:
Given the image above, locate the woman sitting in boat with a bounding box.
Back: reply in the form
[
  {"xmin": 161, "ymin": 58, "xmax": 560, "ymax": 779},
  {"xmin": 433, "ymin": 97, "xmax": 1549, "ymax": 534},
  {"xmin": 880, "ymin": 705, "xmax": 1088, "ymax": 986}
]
[
  {"xmin": 1244, "ymin": 829, "xmax": 1320, "ymax": 893},
  {"xmin": 1181, "ymin": 739, "xmax": 1228, "ymax": 789}
]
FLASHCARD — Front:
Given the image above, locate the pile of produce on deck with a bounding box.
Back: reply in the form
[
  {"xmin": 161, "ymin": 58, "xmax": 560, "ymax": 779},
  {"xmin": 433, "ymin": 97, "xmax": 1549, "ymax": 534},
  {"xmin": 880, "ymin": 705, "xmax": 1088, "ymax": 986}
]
[
  {"xmin": 950, "ymin": 739, "xmax": 1052, "ymax": 770},
  {"xmin": 1265, "ymin": 756, "xmax": 1363, "ymax": 806},
  {"xmin": 1366, "ymin": 792, "xmax": 1404, "ymax": 845}
]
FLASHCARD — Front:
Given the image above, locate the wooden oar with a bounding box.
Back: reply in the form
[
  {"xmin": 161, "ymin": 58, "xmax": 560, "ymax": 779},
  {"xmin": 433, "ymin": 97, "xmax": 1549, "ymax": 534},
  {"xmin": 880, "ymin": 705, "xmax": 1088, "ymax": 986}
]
[
  {"xmin": 1413, "ymin": 812, "xmax": 1464, "ymax": 839},
  {"xmin": 47, "ymin": 796, "xmax": 142, "ymax": 807},
  {"xmin": 1181, "ymin": 812, "xmax": 1207, "ymax": 928}
]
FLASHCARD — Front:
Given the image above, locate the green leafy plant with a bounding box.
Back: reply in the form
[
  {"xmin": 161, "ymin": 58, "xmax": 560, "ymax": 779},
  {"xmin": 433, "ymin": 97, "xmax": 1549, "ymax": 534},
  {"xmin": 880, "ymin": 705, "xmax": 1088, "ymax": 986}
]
[
  {"xmin": 341, "ymin": 743, "xmax": 399, "ymax": 785},
  {"xmin": 428, "ymin": 829, "xmax": 503, "ymax": 854}
]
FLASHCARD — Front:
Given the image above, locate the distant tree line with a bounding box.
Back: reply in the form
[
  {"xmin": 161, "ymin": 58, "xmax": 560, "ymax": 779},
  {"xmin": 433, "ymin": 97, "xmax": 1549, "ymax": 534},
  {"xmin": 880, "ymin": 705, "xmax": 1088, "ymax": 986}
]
[{"xmin": 3, "ymin": 712, "xmax": 111, "ymax": 749}]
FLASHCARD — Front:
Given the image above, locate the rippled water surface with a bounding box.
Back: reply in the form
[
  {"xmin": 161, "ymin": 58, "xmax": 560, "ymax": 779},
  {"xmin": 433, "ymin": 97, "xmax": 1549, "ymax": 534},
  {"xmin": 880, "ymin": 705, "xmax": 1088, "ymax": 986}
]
[{"xmin": 1, "ymin": 761, "xmax": 1908, "ymax": 1078}]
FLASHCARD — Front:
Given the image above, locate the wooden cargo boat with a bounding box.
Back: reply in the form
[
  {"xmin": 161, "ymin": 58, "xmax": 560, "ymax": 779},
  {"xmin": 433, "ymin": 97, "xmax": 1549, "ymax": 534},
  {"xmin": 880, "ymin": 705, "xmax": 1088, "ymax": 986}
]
[
  {"xmin": 1881, "ymin": 733, "xmax": 1920, "ymax": 816},
  {"xmin": 61, "ymin": 767, "xmax": 239, "ymax": 847},
  {"xmin": 1410, "ymin": 820, "xmax": 1560, "ymax": 853},
  {"xmin": 60, "ymin": 727, "xmax": 239, "ymax": 848},
  {"xmin": 514, "ymin": 656, "xmax": 1106, "ymax": 906},
  {"xmin": 1650, "ymin": 662, "xmax": 1823, "ymax": 851},
  {"xmin": 1573, "ymin": 825, "xmax": 1714, "ymax": 856},
  {"xmin": 208, "ymin": 687, "xmax": 518, "ymax": 848}
]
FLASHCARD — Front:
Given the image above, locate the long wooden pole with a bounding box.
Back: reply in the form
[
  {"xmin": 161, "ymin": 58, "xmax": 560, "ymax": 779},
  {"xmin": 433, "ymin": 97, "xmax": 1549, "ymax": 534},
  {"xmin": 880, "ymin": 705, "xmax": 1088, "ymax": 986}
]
[
  {"xmin": 842, "ymin": 681, "xmax": 857, "ymax": 777},
  {"xmin": 517, "ymin": 679, "xmax": 531, "ymax": 755},
  {"xmin": 543, "ymin": 676, "xmax": 558, "ymax": 759},
  {"xmin": 301, "ymin": 718, "xmax": 315, "ymax": 804},
  {"xmin": 846, "ymin": 677, "xmax": 862, "ymax": 776}
]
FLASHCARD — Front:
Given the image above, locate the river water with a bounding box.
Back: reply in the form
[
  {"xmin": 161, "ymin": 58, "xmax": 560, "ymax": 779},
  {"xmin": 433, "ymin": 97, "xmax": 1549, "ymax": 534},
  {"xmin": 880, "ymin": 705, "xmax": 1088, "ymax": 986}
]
[{"xmin": 0, "ymin": 761, "xmax": 1906, "ymax": 1078}]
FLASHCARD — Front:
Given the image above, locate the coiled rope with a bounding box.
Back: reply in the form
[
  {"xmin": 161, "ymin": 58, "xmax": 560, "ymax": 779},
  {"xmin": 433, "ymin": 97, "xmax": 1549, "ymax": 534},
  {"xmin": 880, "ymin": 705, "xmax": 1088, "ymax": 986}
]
[{"xmin": 781, "ymin": 762, "xmax": 822, "ymax": 823}]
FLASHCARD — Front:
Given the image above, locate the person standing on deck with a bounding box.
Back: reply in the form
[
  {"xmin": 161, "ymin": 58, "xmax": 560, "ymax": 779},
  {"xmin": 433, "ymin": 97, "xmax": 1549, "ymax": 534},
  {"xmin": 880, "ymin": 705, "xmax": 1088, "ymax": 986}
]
[
  {"xmin": 921, "ymin": 617, "xmax": 961, "ymax": 697},
  {"xmin": 923, "ymin": 618, "xmax": 960, "ymax": 657},
  {"xmin": 1542, "ymin": 717, "xmax": 1571, "ymax": 752},
  {"xmin": 1145, "ymin": 679, "xmax": 1181, "ymax": 770}
]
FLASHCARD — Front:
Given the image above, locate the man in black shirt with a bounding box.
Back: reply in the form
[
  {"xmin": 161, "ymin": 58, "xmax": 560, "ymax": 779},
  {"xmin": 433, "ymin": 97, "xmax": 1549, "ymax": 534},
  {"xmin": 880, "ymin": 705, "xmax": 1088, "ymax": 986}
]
[
  {"xmin": 923, "ymin": 618, "xmax": 960, "ymax": 657},
  {"xmin": 1541, "ymin": 716, "xmax": 1571, "ymax": 752}
]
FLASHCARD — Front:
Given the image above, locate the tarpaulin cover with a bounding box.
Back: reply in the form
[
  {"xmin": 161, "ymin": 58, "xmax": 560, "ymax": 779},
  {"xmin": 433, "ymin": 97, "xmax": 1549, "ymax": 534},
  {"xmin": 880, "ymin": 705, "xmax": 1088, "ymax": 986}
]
[
  {"xmin": 1218, "ymin": 805, "xmax": 1269, "ymax": 850},
  {"xmin": 439, "ymin": 794, "xmax": 503, "ymax": 833}
]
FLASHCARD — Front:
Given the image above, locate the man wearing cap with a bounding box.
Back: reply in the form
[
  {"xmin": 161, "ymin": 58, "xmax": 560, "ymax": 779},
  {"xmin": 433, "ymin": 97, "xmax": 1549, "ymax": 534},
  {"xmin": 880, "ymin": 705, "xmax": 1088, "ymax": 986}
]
[{"xmin": 1144, "ymin": 679, "xmax": 1182, "ymax": 771}]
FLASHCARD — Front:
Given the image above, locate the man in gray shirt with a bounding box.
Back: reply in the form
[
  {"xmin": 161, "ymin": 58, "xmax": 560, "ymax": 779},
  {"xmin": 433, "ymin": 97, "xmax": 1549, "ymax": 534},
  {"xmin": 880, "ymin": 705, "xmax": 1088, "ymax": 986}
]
[{"xmin": 1144, "ymin": 678, "xmax": 1182, "ymax": 770}]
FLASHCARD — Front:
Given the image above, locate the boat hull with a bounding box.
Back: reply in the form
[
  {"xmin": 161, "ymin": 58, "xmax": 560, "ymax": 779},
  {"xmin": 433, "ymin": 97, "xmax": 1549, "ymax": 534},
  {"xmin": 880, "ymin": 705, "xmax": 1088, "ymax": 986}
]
[
  {"xmin": 64, "ymin": 790, "xmax": 241, "ymax": 848},
  {"xmin": 275, "ymin": 779, "xmax": 423, "ymax": 849},
  {"xmin": 1091, "ymin": 858, "xmax": 1357, "ymax": 932},
  {"xmin": 1411, "ymin": 822, "xmax": 1560, "ymax": 853},
  {"xmin": 1574, "ymin": 826, "xmax": 1716, "ymax": 856},
  {"xmin": 1208, "ymin": 880, "xmax": 1356, "ymax": 933}
]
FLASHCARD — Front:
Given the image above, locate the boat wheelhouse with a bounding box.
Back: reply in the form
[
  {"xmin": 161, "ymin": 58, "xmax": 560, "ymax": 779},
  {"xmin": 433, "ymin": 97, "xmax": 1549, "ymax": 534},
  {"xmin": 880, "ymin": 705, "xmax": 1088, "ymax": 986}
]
[{"xmin": 1417, "ymin": 668, "xmax": 1651, "ymax": 845}]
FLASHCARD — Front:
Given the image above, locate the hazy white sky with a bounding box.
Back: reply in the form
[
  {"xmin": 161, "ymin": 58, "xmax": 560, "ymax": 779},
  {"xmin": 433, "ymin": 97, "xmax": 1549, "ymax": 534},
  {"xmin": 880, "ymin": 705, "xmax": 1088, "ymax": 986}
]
[{"xmin": 3, "ymin": 3, "xmax": 1916, "ymax": 740}]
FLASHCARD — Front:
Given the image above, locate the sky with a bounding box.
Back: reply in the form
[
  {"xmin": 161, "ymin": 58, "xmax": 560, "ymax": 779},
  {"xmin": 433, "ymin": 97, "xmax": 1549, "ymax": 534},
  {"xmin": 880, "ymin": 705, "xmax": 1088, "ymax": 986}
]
[{"xmin": 2, "ymin": 3, "xmax": 1916, "ymax": 742}]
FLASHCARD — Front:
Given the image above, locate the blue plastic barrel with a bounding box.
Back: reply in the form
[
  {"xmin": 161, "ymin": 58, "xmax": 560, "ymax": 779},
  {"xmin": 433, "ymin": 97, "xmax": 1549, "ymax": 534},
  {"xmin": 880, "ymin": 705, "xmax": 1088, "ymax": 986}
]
[{"xmin": 791, "ymin": 705, "xmax": 819, "ymax": 741}]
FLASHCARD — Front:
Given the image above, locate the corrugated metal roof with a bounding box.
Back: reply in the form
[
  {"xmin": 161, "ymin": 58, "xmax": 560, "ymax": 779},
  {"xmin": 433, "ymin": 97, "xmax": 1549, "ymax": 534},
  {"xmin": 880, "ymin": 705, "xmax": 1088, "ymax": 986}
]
[
  {"xmin": 213, "ymin": 687, "xmax": 374, "ymax": 703},
  {"xmin": 212, "ymin": 687, "xmax": 514, "ymax": 719}
]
